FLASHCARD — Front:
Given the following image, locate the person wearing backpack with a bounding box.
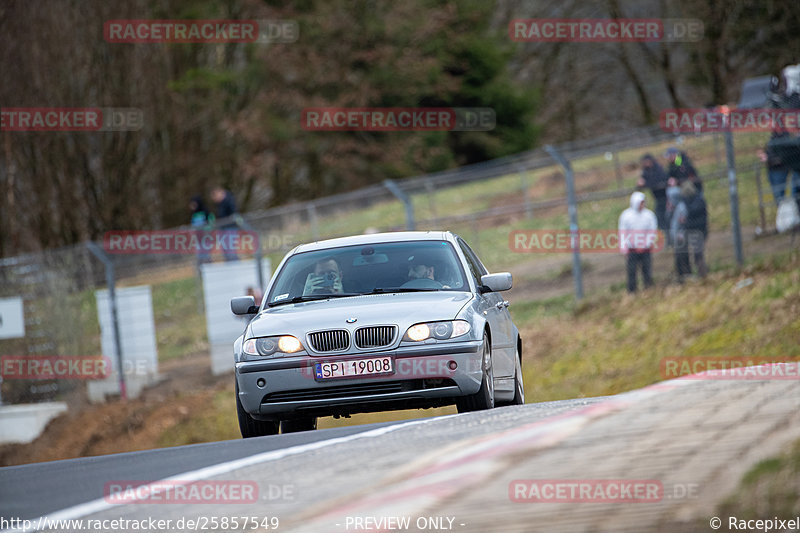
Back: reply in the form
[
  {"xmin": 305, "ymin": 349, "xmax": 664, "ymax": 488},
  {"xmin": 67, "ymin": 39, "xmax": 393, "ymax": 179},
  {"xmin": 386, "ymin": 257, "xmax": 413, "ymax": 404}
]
[{"xmin": 674, "ymin": 181, "xmax": 708, "ymax": 281}]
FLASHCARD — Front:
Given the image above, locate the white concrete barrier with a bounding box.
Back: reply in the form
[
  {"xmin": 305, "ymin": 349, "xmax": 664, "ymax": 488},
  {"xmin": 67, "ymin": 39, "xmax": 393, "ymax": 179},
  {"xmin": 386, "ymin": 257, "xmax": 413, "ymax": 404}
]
[{"xmin": 0, "ymin": 402, "xmax": 68, "ymax": 444}]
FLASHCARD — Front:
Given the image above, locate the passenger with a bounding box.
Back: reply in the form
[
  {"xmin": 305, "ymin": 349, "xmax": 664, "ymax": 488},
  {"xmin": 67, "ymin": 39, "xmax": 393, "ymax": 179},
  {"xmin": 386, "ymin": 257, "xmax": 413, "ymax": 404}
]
[{"xmin": 304, "ymin": 257, "xmax": 344, "ymax": 294}]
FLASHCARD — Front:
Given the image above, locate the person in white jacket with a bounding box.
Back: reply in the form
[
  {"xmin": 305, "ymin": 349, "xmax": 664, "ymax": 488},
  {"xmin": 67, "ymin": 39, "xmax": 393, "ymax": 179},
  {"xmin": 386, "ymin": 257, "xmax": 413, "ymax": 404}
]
[{"xmin": 618, "ymin": 191, "xmax": 658, "ymax": 293}]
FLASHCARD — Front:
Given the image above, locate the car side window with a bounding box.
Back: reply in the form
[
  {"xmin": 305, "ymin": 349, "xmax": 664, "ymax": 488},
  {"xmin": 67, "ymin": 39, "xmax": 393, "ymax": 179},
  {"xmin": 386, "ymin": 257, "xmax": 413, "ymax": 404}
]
[
  {"xmin": 457, "ymin": 238, "xmax": 484, "ymax": 285},
  {"xmin": 460, "ymin": 239, "xmax": 488, "ymax": 276}
]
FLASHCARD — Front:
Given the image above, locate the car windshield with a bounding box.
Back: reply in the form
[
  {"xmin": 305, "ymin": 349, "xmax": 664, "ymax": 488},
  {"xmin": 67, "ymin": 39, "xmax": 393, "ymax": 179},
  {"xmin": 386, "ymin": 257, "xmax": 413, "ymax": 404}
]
[{"xmin": 267, "ymin": 240, "xmax": 468, "ymax": 306}]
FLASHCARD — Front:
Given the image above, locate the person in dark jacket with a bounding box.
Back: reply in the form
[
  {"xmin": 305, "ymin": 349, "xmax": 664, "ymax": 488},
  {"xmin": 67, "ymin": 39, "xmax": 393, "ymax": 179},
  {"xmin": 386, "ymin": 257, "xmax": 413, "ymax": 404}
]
[
  {"xmin": 211, "ymin": 186, "xmax": 239, "ymax": 261},
  {"xmin": 759, "ymin": 129, "xmax": 800, "ymax": 206},
  {"xmin": 674, "ymin": 181, "xmax": 708, "ymax": 281},
  {"xmin": 665, "ymin": 147, "xmax": 703, "ymax": 194},
  {"xmin": 638, "ymin": 154, "xmax": 669, "ymax": 231}
]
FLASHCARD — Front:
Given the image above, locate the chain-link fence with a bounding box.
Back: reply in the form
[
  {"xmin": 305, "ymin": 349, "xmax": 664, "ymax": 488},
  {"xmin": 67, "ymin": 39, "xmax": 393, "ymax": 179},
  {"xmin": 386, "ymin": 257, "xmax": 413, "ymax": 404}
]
[{"xmin": 1, "ymin": 125, "xmax": 798, "ymax": 415}]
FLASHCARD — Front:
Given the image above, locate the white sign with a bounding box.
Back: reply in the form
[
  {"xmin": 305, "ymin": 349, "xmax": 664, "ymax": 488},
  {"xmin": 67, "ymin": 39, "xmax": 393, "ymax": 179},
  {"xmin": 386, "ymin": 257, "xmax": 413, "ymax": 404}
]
[
  {"xmin": 0, "ymin": 297, "xmax": 25, "ymax": 340},
  {"xmin": 88, "ymin": 285, "xmax": 159, "ymax": 402},
  {"xmin": 201, "ymin": 259, "xmax": 271, "ymax": 375}
]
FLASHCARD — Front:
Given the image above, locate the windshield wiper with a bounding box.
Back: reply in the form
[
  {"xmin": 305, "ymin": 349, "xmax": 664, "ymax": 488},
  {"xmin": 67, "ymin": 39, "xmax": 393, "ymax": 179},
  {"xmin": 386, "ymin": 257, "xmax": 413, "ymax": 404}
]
[
  {"xmin": 369, "ymin": 287, "xmax": 439, "ymax": 294},
  {"xmin": 267, "ymin": 293, "xmax": 362, "ymax": 307}
]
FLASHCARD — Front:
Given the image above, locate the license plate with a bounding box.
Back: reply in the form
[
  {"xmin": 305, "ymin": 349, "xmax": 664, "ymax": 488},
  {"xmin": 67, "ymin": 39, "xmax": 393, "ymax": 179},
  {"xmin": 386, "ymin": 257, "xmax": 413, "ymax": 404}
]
[{"xmin": 315, "ymin": 357, "xmax": 393, "ymax": 380}]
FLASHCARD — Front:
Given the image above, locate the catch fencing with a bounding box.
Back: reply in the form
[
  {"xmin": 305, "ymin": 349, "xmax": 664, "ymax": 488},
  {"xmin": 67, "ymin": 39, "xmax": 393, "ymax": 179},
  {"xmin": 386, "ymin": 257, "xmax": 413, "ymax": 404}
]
[{"xmin": 0, "ymin": 125, "xmax": 796, "ymax": 412}]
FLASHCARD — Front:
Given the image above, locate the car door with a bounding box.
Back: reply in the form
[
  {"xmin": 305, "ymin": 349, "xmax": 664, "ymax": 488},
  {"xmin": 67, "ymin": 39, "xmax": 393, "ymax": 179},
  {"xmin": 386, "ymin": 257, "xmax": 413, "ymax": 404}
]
[{"xmin": 457, "ymin": 238, "xmax": 514, "ymax": 380}]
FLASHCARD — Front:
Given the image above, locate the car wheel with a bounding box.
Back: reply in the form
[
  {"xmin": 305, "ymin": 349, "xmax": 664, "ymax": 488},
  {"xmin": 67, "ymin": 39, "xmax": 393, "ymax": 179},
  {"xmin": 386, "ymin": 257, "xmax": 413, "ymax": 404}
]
[
  {"xmin": 280, "ymin": 417, "xmax": 318, "ymax": 433},
  {"xmin": 236, "ymin": 381, "xmax": 279, "ymax": 438},
  {"xmin": 456, "ymin": 333, "xmax": 495, "ymax": 413}
]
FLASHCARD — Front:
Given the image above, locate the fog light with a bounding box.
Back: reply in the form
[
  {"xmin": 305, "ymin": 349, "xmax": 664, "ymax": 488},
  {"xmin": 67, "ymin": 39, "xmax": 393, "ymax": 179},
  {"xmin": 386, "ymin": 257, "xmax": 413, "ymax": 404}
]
[
  {"xmin": 256, "ymin": 378, "xmax": 266, "ymax": 388},
  {"xmin": 448, "ymin": 360, "xmax": 457, "ymax": 370}
]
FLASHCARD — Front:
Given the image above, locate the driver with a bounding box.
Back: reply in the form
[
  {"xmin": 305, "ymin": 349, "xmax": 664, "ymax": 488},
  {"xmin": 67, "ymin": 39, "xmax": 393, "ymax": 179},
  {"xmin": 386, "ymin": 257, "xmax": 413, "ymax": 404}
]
[
  {"xmin": 408, "ymin": 262, "xmax": 436, "ymax": 281},
  {"xmin": 407, "ymin": 257, "xmax": 450, "ymax": 288},
  {"xmin": 304, "ymin": 257, "xmax": 344, "ymax": 295}
]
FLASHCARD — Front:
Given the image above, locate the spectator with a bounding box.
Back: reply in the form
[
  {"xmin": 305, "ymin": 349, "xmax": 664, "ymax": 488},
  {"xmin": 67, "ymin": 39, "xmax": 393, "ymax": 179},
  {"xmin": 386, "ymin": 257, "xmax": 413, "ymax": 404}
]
[
  {"xmin": 759, "ymin": 130, "xmax": 800, "ymax": 206},
  {"xmin": 189, "ymin": 195, "xmax": 214, "ymax": 264},
  {"xmin": 211, "ymin": 186, "xmax": 239, "ymax": 261},
  {"xmin": 638, "ymin": 154, "xmax": 669, "ymax": 231},
  {"xmin": 665, "ymin": 147, "xmax": 703, "ymax": 194},
  {"xmin": 246, "ymin": 286, "xmax": 264, "ymax": 307},
  {"xmin": 618, "ymin": 191, "xmax": 658, "ymax": 293},
  {"xmin": 673, "ymin": 181, "xmax": 708, "ymax": 281}
]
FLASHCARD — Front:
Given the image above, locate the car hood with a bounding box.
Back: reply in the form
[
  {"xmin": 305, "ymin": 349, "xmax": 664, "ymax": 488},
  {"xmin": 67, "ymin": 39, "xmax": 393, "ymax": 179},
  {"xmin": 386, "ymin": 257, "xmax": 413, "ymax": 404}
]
[{"xmin": 248, "ymin": 291, "xmax": 473, "ymax": 337}]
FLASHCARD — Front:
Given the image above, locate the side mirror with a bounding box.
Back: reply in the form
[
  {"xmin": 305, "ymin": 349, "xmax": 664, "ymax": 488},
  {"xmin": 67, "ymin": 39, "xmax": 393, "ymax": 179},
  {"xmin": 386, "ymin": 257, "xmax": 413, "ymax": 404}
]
[
  {"xmin": 480, "ymin": 272, "xmax": 512, "ymax": 292},
  {"xmin": 231, "ymin": 296, "xmax": 258, "ymax": 315}
]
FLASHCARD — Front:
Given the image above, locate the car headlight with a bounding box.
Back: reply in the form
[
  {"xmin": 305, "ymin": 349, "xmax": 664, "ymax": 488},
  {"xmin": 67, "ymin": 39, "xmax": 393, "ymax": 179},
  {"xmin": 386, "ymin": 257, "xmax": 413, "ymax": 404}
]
[
  {"xmin": 243, "ymin": 336, "xmax": 304, "ymax": 357},
  {"xmin": 403, "ymin": 320, "xmax": 471, "ymax": 342}
]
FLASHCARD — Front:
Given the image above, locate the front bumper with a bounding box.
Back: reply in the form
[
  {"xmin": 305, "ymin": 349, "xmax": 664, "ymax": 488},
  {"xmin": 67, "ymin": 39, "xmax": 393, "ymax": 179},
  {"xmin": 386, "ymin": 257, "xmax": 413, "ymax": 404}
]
[{"xmin": 235, "ymin": 339, "xmax": 484, "ymax": 420}]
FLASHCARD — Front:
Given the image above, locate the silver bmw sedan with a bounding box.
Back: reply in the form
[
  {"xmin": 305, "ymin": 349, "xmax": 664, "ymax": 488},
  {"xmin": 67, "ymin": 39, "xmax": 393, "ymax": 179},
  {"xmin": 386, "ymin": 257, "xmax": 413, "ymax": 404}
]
[{"xmin": 231, "ymin": 231, "xmax": 523, "ymax": 437}]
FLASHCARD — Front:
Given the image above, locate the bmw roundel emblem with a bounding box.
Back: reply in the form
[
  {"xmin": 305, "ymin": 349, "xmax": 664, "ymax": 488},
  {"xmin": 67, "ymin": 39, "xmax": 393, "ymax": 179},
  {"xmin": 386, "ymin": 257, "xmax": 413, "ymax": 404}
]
[{"xmin": 346, "ymin": 317, "xmax": 357, "ymax": 324}]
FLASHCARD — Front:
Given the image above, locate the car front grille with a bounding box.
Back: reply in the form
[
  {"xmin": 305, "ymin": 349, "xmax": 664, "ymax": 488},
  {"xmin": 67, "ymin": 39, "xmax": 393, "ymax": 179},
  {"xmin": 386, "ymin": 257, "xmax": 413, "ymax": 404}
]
[
  {"xmin": 355, "ymin": 325, "xmax": 397, "ymax": 349},
  {"xmin": 307, "ymin": 329, "xmax": 349, "ymax": 353}
]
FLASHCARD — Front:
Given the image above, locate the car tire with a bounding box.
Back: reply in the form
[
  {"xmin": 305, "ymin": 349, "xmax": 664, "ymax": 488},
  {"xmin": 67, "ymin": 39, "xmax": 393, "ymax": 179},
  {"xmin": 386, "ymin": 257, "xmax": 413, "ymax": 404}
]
[
  {"xmin": 236, "ymin": 381, "xmax": 279, "ymax": 438},
  {"xmin": 281, "ymin": 417, "xmax": 318, "ymax": 433},
  {"xmin": 456, "ymin": 333, "xmax": 495, "ymax": 413}
]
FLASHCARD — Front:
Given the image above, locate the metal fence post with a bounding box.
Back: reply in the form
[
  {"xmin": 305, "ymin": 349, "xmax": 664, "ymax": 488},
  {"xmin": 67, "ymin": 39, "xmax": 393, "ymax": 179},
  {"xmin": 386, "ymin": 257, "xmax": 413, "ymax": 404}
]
[
  {"xmin": 235, "ymin": 218, "xmax": 265, "ymax": 293},
  {"xmin": 545, "ymin": 145, "xmax": 584, "ymax": 301},
  {"xmin": 86, "ymin": 241, "xmax": 127, "ymax": 400},
  {"xmin": 425, "ymin": 178, "xmax": 439, "ymax": 227},
  {"xmin": 307, "ymin": 202, "xmax": 319, "ymax": 241},
  {"xmin": 613, "ymin": 151, "xmax": 623, "ymax": 189},
  {"xmin": 754, "ymin": 163, "xmax": 767, "ymax": 234},
  {"xmin": 384, "ymin": 179, "xmax": 416, "ymax": 230},
  {"xmin": 516, "ymin": 165, "xmax": 533, "ymax": 219},
  {"xmin": 724, "ymin": 130, "xmax": 744, "ymax": 266}
]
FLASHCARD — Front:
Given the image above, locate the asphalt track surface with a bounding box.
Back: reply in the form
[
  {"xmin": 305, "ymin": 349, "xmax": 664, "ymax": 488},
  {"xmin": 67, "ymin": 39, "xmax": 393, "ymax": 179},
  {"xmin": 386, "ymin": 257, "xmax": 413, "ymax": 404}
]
[
  {"xmin": 0, "ymin": 398, "xmax": 604, "ymax": 527},
  {"xmin": 3, "ymin": 375, "xmax": 798, "ymax": 533}
]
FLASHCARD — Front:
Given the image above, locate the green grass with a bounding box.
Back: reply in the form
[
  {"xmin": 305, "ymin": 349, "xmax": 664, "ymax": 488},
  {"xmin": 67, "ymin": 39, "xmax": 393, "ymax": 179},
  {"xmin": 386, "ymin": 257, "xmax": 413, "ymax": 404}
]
[
  {"xmin": 157, "ymin": 388, "xmax": 240, "ymax": 446},
  {"xmin": 518, "ymin": 249, "xmax": 800, "ymax": 403},
  {"xmin": 716, "ymin": 438, "xmax": 800, "ymax": 520},
  {"xmin": 150, "ymin": 276, "xmax": 209, "ymax": 362}
]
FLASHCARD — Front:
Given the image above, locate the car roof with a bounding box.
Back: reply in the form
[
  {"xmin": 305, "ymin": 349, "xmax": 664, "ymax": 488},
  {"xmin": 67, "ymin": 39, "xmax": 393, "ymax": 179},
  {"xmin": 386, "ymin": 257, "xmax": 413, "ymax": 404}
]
[{"xmin": 292, "ymin": 231, "xmax": 454, "ymax": 254}]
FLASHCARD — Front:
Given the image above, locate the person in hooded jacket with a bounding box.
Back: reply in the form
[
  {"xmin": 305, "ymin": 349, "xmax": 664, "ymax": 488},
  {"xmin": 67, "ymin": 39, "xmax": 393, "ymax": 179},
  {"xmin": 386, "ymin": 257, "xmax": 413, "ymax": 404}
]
[
  {"xmin": 665, "ymin": 147, "xmax": 703, "ymax": 194},
  {"xmin": 673, "ymin": 181, "xmax": 708, "ymax": 281},
  {"xmin": 619, "ymin": 191, "xmax": 658, "ymax": 293},
  {"xmin": 637, "ymin": 154, "xmax": 669, "ymax": 231}
]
